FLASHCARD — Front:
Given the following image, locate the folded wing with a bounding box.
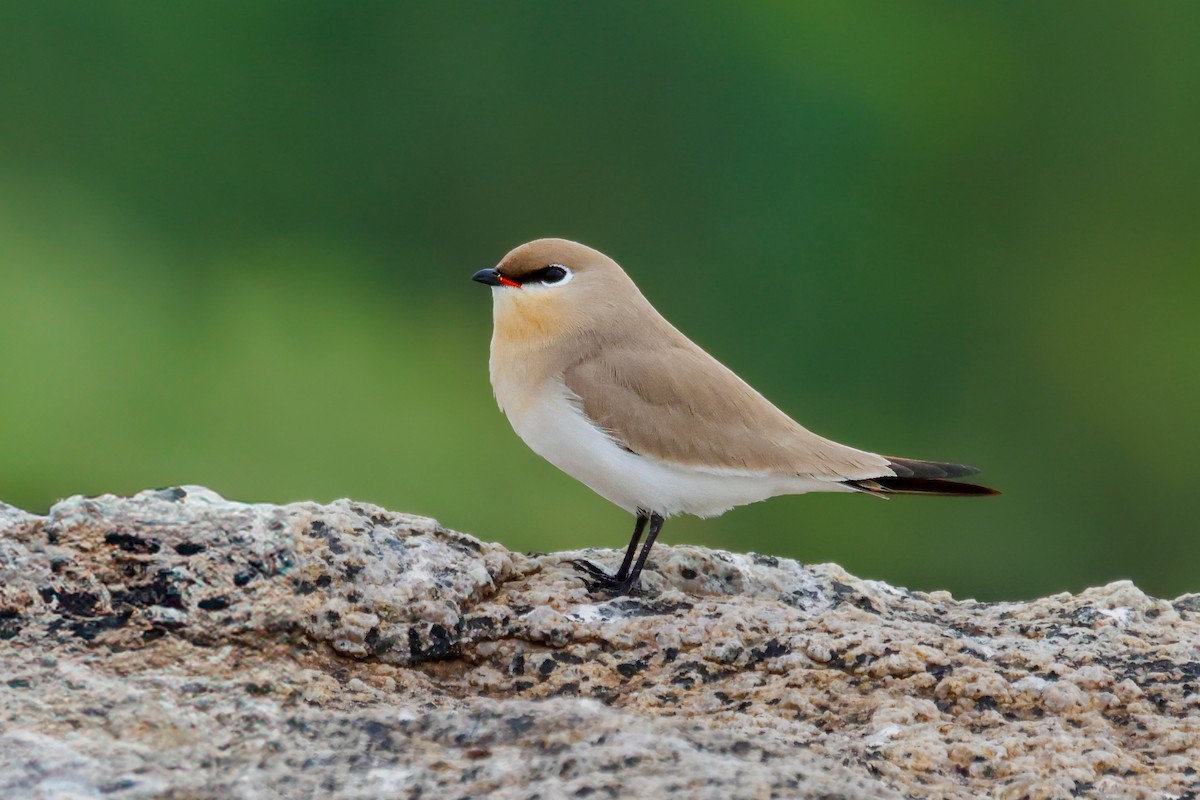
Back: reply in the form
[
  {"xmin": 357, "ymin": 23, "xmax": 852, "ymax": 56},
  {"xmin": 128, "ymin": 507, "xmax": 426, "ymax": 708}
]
[{"xmin": 562, "ymin": 343, "xmax": 891, "ymax": 481}]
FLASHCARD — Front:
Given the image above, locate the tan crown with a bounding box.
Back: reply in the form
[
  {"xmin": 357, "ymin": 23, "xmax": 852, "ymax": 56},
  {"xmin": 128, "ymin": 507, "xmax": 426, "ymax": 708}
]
[{"xmin": 496, "ymin": 238, "xmax": 620, "ymax": 283}]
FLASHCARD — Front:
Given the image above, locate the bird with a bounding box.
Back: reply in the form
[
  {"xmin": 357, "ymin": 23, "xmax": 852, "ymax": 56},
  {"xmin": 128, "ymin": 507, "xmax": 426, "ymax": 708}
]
[{"xmin": 473, "ymin": 238, "xmax": 998, "ymax": 595}]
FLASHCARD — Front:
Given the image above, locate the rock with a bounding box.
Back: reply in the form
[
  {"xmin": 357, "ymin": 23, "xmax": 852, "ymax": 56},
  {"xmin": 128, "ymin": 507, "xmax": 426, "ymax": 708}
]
[{"xmin": 0, "ymin": 488, "xmax": 1196, "ymax": 800}]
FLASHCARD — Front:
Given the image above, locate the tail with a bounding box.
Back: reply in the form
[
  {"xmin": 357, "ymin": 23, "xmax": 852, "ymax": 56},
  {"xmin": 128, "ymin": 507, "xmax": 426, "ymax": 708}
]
[{"xmin": 846, "ymin": 456, "xmax": 1000, "ymax": 497}]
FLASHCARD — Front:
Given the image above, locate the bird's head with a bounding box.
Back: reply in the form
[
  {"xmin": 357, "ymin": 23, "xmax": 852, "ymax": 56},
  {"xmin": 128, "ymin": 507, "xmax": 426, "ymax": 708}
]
[{"xmin": 473, "ymin": 238, "xmax": 642, "ymax": 346}]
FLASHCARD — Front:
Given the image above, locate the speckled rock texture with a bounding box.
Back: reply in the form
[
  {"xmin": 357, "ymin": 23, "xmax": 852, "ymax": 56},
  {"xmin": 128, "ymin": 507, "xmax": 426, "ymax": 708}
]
[{"xmin": 1, "ymin": 488, "xmax": 1196, "ymax": 800}]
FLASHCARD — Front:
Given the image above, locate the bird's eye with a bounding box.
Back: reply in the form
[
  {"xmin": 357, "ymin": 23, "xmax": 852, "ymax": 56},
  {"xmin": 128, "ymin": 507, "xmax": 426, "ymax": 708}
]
[{"xmin": 540, "ymin": 264, "xmax": 571, "ymax": 286}]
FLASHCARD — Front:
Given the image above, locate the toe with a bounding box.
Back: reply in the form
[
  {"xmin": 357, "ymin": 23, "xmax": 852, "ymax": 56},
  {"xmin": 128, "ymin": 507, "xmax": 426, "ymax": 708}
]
[{"xmin": 571, "ymin": 559, "xmax": 614, "ymax": 580}]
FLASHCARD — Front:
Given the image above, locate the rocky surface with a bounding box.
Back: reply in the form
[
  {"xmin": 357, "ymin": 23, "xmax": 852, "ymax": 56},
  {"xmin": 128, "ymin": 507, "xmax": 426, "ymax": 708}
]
[{"xmin": 0, "ymin": 488, "xmax": 1197, "ymax": 800}]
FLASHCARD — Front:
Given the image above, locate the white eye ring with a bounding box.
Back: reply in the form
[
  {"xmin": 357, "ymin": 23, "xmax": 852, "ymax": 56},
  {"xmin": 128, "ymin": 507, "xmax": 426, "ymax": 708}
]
[{"xmin": 540, "ymin": 264, "xmax": 573, "ymax": 287}]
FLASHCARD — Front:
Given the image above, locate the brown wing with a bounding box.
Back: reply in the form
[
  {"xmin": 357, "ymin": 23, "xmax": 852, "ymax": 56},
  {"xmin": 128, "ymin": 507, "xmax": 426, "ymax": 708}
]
[{"xmin": 562, "ymin": 342, "xmax": 891, "ymax": 480}]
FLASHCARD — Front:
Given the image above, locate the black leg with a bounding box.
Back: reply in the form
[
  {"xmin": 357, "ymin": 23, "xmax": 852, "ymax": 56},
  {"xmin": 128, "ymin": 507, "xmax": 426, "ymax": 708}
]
[
  {"xmin": 571, "ymin": 511, "xmax": 664, "ymax": 596},
  {"xmin": 621, "ymin": 512, "xmax": 663, "ymax": 590},
  {"xmin": 616, "ymin": 510, "xmax": 649, "ymax": 580}
]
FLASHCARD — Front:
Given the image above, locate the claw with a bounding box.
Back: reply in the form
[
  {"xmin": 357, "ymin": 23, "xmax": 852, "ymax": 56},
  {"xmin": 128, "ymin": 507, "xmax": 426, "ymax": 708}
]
[{"xmin": 570, "ymin": 559, "xmax": 639, "ymax": 595}]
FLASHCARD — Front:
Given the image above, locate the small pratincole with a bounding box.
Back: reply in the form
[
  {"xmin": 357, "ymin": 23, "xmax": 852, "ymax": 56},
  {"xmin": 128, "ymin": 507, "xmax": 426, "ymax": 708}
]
[{"xmin": 473, "ymin": 238, "xmax": 998, "ymax": 595}]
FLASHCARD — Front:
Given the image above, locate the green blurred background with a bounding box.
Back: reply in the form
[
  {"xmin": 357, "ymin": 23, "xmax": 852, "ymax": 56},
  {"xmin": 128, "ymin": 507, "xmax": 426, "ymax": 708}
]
[{"xmin": 1, "ymin": 3, "xmax": 1197, "ymax": 601}]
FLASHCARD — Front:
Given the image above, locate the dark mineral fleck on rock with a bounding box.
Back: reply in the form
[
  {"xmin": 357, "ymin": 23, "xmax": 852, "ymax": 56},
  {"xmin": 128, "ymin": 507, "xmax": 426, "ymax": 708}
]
[{"xmin": 103, "ymin": 532, "xmax": 160, "ymax": 554}]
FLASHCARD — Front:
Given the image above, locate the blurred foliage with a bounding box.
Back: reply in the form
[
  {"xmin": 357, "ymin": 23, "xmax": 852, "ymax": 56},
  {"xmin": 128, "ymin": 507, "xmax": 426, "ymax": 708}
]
[{"xmin": 1, "ymin": 2, "xmax": 1197, "ymax": 600}]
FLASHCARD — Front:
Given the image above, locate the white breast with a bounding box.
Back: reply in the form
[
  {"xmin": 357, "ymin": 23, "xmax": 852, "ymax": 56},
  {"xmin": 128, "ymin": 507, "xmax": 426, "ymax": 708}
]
[{"xmin": 495, "ymin": 378, "xmax": 853, "ymax": 518}]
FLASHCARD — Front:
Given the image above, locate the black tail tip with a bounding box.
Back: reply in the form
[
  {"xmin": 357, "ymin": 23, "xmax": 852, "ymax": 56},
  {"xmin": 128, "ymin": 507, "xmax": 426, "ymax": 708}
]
[{"xmin": 850, "ymin": 476, "xmax": 1000, "ymax": 497}]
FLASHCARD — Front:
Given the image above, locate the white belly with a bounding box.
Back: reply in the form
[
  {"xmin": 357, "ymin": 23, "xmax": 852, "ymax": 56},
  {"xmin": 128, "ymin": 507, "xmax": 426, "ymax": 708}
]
[{"xmin": 500, "ymin": 380, "xmax": 852, "ymax": 518}]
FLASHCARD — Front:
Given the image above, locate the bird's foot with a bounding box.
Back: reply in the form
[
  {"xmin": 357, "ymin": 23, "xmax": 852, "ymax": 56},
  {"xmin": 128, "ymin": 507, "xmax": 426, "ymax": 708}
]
[{"xmin": 570, "ymin": 559, "xmax": 638, "ymax": 596}]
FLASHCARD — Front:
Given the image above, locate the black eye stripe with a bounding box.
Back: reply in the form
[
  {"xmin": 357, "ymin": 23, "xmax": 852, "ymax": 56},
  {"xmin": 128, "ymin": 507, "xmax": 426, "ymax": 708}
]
[{"xmin": 517, "ymin": 265, "xmax": 569, "ymax": 285}]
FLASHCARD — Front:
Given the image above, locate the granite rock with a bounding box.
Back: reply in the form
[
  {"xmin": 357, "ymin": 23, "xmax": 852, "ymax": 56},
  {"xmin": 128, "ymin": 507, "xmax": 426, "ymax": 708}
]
[{"xmin": 1, "ymin": 488, "xmax": 1197, "ymax": 799}]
